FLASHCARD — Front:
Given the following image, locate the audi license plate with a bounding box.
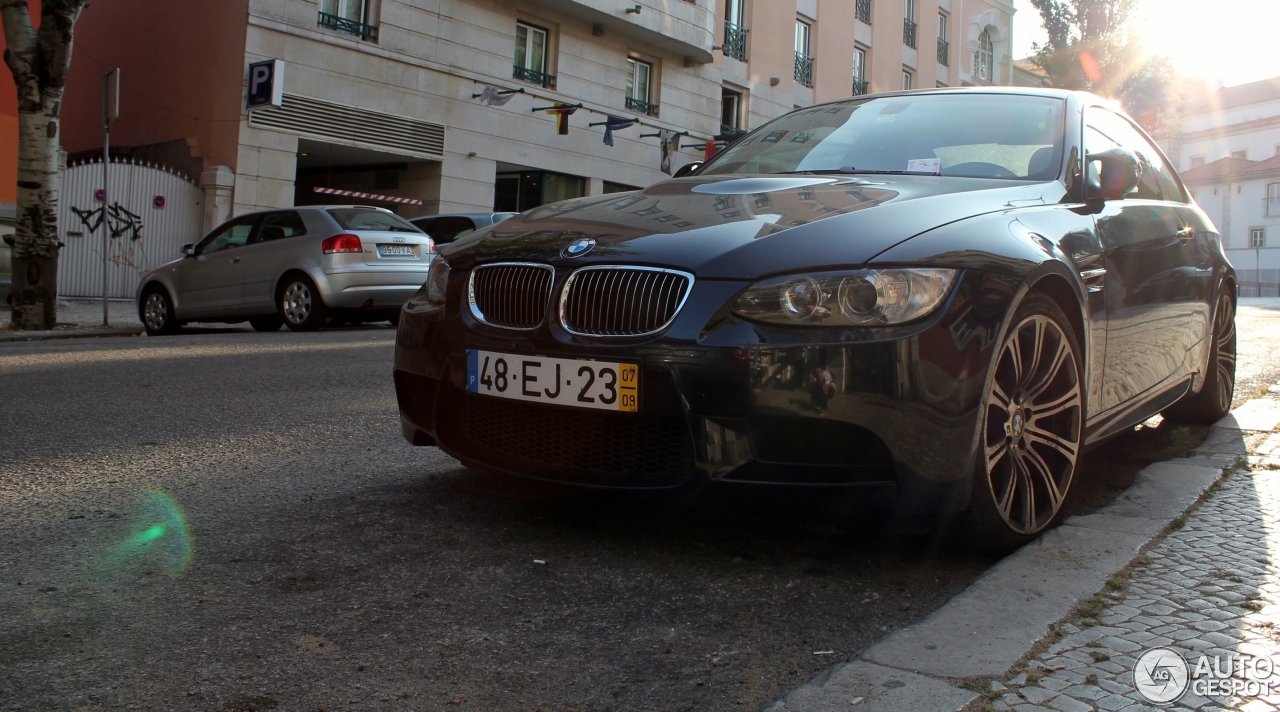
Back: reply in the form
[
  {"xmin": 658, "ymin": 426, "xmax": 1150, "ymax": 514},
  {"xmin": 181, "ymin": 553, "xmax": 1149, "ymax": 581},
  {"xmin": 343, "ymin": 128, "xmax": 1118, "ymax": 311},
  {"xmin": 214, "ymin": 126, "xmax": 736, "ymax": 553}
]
[
  {"xmin": 377, "ymin": 244, "xmax": 415, "ymax": 257},
  {"xmin": 466, "ymin": 350, "xmax": 639, "ymax": 413}
]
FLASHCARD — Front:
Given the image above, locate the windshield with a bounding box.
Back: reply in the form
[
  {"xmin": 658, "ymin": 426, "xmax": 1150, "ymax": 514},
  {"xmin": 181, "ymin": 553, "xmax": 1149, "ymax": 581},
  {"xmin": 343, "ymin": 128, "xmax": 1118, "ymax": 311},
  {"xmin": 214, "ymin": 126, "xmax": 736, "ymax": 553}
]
[
  {"xmin": 701, "ymin": 93, "xmax": 1065, "ymax": 181},
  {"xmin": 326, "ymin": 208, "xmax": 422, "ymax": 233}
]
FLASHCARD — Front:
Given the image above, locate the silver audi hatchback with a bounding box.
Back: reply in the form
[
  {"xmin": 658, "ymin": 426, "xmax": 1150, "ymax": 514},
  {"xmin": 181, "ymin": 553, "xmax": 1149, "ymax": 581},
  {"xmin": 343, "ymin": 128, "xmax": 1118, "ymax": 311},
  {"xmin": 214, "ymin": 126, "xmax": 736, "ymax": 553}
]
[{"xmin": 136, "ymin": 205, "xmax": 435, "ymax": 335}]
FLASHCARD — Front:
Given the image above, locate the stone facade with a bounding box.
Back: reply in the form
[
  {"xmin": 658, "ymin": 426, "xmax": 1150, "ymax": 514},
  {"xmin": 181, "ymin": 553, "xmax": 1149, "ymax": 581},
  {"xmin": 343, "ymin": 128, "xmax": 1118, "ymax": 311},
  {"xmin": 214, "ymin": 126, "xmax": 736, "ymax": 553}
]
[{"xmin": 60, "ymin": 0, "xmax": 1018, "ymax": 230}]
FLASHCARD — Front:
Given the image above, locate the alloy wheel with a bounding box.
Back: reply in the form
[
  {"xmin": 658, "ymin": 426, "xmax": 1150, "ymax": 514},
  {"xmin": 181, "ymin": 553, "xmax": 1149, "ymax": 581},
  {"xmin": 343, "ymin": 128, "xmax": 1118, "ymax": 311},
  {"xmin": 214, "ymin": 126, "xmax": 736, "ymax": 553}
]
[
  {"xmin": 282, "ymin": 282, "xmax": 312, "ymax": 324},
  {"xmin": 144, "ymin": 292, "xmax": 168, "ymax": 332},
  {"xmin": 1212, "ymin": 292, "xmax": 1236, "ymax": 413},
  {"xmin": 982, "ymin": 314, "xmax": 1083, "ymax": 535}
]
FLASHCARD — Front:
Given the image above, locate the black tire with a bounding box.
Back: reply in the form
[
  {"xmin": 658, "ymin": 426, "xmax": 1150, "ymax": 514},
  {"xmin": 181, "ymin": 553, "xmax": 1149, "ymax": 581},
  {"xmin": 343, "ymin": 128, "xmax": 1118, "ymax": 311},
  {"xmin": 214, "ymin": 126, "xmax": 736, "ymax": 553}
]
[
  {"xmin": 1164, "ymin": 286, "xmax": 1236, "ymax": 425},
  {"xmin": 249, "ymin": 315, "xmax": 283, "ymax": 332},
  {"xmin": 140, "ymin": 286, "xmax": 181, "ymax": 336},
  {"xmin": 277, "ymin": 274, "xmax": 328, "ymax": 332},
  {"xmin": 967, "ymin": 292, "xmax": 1085, "ymax": 554}
]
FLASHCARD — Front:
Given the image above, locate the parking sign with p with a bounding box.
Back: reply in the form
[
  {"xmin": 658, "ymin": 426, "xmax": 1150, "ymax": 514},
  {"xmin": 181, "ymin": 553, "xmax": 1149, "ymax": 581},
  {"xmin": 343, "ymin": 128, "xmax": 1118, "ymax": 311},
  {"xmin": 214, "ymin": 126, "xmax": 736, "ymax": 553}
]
[{"xmin": 246, "ymin": 59, "xmax": 284, "ymax": 110}]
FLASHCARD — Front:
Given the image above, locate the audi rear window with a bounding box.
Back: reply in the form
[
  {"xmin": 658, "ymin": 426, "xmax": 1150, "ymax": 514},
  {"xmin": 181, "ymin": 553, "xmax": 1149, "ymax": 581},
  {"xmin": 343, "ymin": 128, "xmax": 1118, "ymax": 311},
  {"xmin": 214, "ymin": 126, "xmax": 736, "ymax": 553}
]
[{"xmin": 326, "ymin": 208, "xmax": 422, "ymax": 233}]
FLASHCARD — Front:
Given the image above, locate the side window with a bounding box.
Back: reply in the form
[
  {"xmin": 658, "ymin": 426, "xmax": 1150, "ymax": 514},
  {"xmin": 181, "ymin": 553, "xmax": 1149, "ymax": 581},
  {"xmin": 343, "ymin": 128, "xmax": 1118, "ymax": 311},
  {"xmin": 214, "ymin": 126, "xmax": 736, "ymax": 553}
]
[
  {"xmin": 196, "ymin": 216, "xmax": 257, "ymax": 254},
  {"xmin": 429, "ymin": 217, "xmax": 478, "ymax": 244},
  {"xmin": 1084, "ymin": 108, "xmax": 1185, "ymax": 202},
  {"xmin": 257, "ymin": 211, "xmax": 307, "ymax": 242}
]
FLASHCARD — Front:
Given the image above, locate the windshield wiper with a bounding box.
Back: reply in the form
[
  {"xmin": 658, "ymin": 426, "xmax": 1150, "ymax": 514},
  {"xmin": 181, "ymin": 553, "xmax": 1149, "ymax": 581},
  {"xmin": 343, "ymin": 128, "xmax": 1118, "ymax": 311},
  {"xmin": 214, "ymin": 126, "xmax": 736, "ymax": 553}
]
[{"xmin": 772, "ymin": 167, "xmax": 918, "ymax": 176}]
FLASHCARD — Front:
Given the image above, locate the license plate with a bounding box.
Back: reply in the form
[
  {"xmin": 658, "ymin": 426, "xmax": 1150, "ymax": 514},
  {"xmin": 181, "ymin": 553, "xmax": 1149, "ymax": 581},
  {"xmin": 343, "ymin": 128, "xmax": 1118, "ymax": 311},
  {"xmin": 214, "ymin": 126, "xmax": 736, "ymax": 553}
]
[
  {"xmin": 466, "ymin": 350, "xmax": 639, "ymax": 413},
  {"xmin": 377, "ymin": 244, "xmax": 415, "ymax": 257}
]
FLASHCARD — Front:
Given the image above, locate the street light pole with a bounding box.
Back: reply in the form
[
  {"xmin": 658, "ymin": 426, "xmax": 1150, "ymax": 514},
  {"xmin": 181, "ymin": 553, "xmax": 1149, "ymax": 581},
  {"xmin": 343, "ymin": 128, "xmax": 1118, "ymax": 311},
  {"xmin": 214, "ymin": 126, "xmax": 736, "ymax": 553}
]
[{"xmin": 101, "ymin": 69, "xmax": 119, "ymax": 326}]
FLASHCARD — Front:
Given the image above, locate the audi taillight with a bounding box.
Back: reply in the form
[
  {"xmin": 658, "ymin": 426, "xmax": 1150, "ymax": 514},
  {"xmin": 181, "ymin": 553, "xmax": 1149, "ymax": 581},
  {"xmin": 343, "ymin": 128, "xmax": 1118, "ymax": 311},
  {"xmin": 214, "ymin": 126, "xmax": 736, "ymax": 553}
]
[{"xmin": 321, "ymin": 234, "xmax": 363, "ymax": 254}]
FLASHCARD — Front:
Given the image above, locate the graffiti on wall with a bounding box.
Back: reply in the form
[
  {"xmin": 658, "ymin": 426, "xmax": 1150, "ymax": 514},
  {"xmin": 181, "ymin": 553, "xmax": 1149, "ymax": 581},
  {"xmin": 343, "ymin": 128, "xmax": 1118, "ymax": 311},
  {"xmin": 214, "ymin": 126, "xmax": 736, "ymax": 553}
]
[{"xmin": 71, "ymin": 202, "xmax": 145, "ymax": 241}]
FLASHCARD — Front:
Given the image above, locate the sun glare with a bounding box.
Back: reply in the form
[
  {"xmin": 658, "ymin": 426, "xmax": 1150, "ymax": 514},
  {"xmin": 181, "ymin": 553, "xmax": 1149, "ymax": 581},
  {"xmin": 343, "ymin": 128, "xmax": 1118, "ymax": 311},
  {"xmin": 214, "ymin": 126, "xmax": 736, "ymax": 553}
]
[{"xmin": 1014, "ymin": 0, "xmax": 1279, "ymax": 87}]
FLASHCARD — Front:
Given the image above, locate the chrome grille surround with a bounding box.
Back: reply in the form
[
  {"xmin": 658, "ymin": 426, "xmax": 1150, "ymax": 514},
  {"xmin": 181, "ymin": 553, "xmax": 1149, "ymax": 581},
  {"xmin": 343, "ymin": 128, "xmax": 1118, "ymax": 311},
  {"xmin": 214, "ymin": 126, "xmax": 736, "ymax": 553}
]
[
  {"xmin": 559, "ymin": 265, "xmax": 695, "ymax": 338},
  {"xmin": 468, "ymin": 262, "xmax": 555, "ymax": 331}
]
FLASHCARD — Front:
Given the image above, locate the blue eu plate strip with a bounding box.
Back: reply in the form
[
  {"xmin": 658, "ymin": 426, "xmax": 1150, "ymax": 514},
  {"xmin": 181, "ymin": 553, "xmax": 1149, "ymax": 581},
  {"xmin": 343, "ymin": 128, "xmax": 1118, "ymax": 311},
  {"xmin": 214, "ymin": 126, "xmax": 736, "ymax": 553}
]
[{"xmin": 466, "ymin": 349, "xmax": 478, "ymax": 393}]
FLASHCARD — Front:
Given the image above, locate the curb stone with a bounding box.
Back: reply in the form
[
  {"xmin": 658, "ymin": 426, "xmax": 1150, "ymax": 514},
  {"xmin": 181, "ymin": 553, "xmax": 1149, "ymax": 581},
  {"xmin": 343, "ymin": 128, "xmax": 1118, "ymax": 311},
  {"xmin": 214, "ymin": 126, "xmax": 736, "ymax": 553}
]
[
  {"xmin": 0, "ymin": 325, "xmax": 144, "ymax": 342},
  {"xmin": 769, "ymin": 396, "xmax": 1280, "ymax": 712}
]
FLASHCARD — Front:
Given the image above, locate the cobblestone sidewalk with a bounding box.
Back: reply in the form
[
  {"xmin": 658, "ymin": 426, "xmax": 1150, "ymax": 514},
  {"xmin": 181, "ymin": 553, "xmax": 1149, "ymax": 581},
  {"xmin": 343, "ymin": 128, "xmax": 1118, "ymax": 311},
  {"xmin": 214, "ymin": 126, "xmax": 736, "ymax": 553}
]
[{"xmin": 984, "ymin": 390, "xmax": 1280, "ymax": 712}]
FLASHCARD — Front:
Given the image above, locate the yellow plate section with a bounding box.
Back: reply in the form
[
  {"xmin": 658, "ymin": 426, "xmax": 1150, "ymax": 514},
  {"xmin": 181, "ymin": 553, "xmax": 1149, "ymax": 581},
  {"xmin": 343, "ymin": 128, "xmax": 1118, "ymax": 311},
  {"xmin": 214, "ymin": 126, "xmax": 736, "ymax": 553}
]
[{"xmin": 618, "ymin": 363, "xmax": 639, "ymax": 412}]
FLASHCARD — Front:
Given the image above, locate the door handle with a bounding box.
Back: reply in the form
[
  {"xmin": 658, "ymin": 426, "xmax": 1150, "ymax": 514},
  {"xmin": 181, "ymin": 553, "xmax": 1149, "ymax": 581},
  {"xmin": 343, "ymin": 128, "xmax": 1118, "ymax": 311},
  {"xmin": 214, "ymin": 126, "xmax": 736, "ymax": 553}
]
[
  {"xmin": 230, "ymin": 257, "xmax": 241, "ymax": 263},
  {"xmin": 1176, "ymin": 226, "xmax": 1195, "ymax": 242}
]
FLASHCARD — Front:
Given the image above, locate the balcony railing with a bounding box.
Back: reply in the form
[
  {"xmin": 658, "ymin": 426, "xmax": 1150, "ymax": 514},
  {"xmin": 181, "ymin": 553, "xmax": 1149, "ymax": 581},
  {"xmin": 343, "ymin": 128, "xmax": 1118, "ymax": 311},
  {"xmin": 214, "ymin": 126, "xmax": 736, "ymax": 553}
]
[
  {"xmin": 513, "ymin": 65, "xmax": 556, "ymax": 88},
  {"xmin": 723, "ymin": 22, "xmax": 748, "ymax": 62},
  {"xmin": 856, "ymin": 0, "xmax": 872, "ymax": 24},
  {"xmin": 904, "ymin": 18, "xmax": 918, "ymax": 48},
  {"xmin": 794, "ymin": 52, "xmax": 814, "ymax": 87},
  {"xmin": 937, "ymin": 38, "xmax": 949, "ymax": 66},
  {"xmin": 852, "ymin": 78, "xmax": 869, "ymax": 96},
  {"xmin": 626, "ymin": 97, "xmax": 660, "ymax": 116},
  {"xmin": 317, "ymin": 11, "xmax": 378, "ymax": 40},
  {"xmin": 716, "ymin": 124, "xmax": 747, "ymax": 141}
]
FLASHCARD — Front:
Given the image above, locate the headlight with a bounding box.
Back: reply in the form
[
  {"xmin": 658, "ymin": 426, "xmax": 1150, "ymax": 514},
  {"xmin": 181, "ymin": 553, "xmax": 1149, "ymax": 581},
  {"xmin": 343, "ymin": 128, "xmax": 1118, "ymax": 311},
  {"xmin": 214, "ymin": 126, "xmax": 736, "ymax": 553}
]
[
  {"xmin": 425, "ymin": 258, "xmax": 450, "ymax": 305},
  {"xmin": 732, "ymin": 268, "xmax": 957, "ymax": 326}
]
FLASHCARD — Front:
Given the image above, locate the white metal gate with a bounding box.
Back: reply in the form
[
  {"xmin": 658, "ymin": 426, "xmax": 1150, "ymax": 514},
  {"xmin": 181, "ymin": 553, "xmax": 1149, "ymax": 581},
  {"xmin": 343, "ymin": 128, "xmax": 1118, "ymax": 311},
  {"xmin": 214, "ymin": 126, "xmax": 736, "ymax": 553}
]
[{"xmin": 56, "ymin": 158, "xmax": 203, "ymax": 298}]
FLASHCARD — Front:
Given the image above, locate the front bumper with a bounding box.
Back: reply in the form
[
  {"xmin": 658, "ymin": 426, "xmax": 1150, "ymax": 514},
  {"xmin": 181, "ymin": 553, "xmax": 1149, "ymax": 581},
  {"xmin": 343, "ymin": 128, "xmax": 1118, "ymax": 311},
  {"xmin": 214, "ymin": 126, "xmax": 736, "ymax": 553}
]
[{"xmin": 394, "ymin": 268, "xmax": 1018, "ymax": 493}]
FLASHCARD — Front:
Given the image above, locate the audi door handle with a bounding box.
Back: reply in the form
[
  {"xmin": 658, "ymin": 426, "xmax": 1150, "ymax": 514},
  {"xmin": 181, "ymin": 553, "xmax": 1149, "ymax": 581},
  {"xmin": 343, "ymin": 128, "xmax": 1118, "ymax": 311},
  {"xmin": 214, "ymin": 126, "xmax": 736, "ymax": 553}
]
[{"xmin": 230, "ymin": 257, "xmax": 241, "ymax": 263}]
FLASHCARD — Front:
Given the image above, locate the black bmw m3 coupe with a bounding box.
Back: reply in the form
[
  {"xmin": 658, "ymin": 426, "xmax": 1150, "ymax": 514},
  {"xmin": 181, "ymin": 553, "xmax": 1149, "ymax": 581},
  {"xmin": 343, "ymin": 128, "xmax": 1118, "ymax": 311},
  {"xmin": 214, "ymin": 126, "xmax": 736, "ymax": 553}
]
[{"xmin": 394, "ymin": 88, "xmax": 1236, "ymax": 548}]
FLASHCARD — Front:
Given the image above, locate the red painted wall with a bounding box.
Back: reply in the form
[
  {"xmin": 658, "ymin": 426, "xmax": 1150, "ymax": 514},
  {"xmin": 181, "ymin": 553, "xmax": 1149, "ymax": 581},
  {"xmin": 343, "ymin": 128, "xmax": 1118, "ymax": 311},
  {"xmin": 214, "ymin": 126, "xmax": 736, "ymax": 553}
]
[
  {"xmin": 0, "ymin": 0, "xmax": 39, "ymax": 206},
  {"xmin": 59, "ymin": 0, "xmax": 250, "ymax": 174}
]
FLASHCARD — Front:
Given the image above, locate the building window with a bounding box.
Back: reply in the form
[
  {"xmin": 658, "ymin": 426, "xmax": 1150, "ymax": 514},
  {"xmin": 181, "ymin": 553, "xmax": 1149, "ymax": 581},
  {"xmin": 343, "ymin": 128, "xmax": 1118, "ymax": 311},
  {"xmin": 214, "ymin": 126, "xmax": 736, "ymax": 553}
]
[
  {"xmin": 937, "ymin": 13, "xmax": 949, "ymax": 66},
  {"xmin": 626, "ymin": 57, "xmax": 658, "ymax": 115},
  {"xmin": 852, "ymin": 47, "xmax": 868, "ymax": 95},
  {"xmin": 318, "ymin": 0, "xmax": 377, "ymax": 40},
  {"xmin": 1268, "ymin": 183, "xmax": 1280, "ymax": 216},
  {"xmin": 1252, "ymin": 228, "xmax": 1266, "ymax": 248},
  {"xmin": 903, "ymin": 0, "xmax": 917, "ymax": 48},
  {"xmin": 1190, "ymin": 155, "xmax": 1205, "ymax": 169},
  {"xmin": 719, "ymin": 87, "xmax": 745, "ymax": 139},
  {"xmin": 974, "ymin": 30, "xmax": 994, "ymax": 81},
  {"xmin": 794, "ymin": 20, "xmax": 813, "ymax": 87},
  {"xmin": 514, "ymin": 22, "xmax": 554, "ymax": 87},
  {"xmin": 856, "ymin": 0, "xmax": 871, "ymax": 24},
  {"xmin": 902, "ymin": 69, "xmax": 913, "ymax": 90},
  {"xmin": 723, "ymin": 0, "xmax": 748, "ymax": 62},
  {"xmin": 1232, "ymin": 150, "xmax": 1247, "ymax": 160}
]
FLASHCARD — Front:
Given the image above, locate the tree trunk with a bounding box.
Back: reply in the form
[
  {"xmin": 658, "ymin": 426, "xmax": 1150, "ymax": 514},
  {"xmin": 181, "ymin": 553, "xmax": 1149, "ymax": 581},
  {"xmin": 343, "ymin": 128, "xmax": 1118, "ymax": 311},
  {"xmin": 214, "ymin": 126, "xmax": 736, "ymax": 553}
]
[
  {"xmin": 9, "ymin": 92, "xmax": 62, "ymax": 330},
  {"xmin": 2, "ymin": 0, "xmax": 86, "ymax": 330}
]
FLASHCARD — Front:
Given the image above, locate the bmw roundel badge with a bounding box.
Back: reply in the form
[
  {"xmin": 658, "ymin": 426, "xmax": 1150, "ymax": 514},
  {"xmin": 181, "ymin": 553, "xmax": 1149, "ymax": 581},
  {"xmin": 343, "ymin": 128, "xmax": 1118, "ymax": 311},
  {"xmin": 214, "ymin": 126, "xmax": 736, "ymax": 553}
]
[{"xmin": 561, "ymin": 237, "xmax": 597, "ymax": 258}]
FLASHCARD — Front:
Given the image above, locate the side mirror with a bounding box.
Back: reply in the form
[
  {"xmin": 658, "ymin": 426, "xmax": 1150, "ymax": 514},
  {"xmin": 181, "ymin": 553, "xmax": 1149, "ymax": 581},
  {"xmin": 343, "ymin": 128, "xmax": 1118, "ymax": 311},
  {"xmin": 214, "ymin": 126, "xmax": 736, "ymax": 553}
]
[
  {"xmin": 672, "ymin": 161, "xmax": 703, "ymax": 179},
  {"xmin": 181, "ymin": 244, "xmax": 195, "ymax": 256},
  {"xmin": 1086, "ymin": 147, "xmax": 1142, "ymax": 200}
]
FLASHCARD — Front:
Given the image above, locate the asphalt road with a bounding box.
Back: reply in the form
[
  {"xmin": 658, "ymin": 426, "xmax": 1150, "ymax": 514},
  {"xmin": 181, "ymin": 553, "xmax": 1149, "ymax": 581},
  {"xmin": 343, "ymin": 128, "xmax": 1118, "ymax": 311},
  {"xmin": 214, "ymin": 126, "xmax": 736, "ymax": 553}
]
[{"xmin": 2, "ymin": 301, "xmax": 1279, "ymax": 711}]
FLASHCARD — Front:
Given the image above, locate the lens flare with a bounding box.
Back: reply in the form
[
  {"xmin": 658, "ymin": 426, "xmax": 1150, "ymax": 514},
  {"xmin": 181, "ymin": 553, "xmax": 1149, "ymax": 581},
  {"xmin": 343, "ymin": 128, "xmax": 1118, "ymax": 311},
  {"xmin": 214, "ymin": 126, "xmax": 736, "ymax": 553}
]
[
  {"xmin": 1079, "ymin": 50, "xmax": 1102, "ymax": 84},
  {"xmin": 108, "ymin": 490, "xmax": 195, "ymax": 576}
]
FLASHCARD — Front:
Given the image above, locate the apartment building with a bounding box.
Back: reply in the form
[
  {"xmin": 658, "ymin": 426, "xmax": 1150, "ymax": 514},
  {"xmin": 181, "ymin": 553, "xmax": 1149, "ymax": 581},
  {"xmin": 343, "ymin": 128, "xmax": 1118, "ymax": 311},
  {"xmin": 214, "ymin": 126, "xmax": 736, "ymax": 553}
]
[
  {"xmin": 54, "ymin": 0, "xmax": 1017, "ymax": 235},
  {"xmin": 1170, "ymin": 77, "xmax": 1280, "ymax": 295}
]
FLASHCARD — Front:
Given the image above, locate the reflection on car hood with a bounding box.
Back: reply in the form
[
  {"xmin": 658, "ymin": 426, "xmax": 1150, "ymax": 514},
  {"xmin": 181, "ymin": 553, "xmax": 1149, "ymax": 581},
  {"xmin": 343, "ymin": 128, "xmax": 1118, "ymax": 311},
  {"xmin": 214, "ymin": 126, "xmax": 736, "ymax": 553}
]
[{"xmin": 442, "ymin": 174, "xmax": 1064, "ymax": 279}]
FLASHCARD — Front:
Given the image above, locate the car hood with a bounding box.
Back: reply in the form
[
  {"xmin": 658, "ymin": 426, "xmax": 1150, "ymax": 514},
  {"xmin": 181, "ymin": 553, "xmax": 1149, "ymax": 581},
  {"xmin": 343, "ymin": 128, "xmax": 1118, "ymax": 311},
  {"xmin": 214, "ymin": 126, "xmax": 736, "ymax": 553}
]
[{"xmin": 442, "ymin": 174, "xmax": 1065, "ymax": 279}]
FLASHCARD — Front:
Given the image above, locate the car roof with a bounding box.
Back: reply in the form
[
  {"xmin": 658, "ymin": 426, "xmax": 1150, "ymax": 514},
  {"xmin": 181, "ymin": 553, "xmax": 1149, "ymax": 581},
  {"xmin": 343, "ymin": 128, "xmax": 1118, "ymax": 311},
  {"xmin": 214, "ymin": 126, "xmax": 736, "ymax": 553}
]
[
  {"xmin": 233, "ymin": 205, "xmax": 399, "ymax": 218},
  {"xmin": 806, "ymin": 85, "xmax": 1090, "ymax": 110},
  {"xmin": 410, "ymin": 213, "xmax": 506, "ymax": 222}
]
